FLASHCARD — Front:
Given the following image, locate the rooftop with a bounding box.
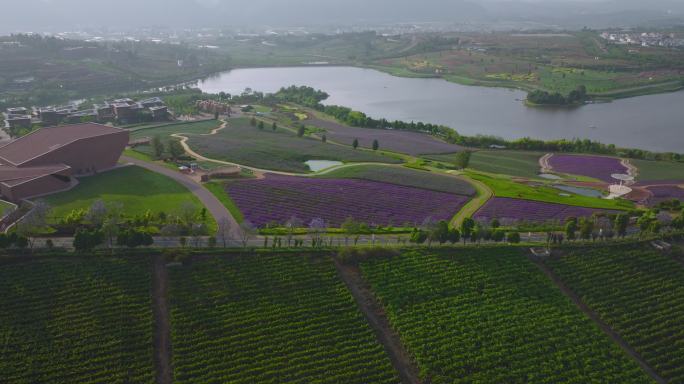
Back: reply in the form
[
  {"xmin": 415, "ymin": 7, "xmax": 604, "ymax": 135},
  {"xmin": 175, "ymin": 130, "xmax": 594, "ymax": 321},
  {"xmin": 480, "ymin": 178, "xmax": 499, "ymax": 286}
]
[
  {"xmin": 0, "ymin": 123, "xmax": 125, "ymax": 166},
  {"xmin": 0, "ymin": 164, "xmax": 70, "ymax": 186}
]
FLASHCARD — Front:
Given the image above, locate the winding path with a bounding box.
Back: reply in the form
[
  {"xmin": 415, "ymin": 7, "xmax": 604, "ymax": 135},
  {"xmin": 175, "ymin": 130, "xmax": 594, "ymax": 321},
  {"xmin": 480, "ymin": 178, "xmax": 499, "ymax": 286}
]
[
  {"xmin": 121, "ymin": 155, "xmax": 241, "ymax": 238},
  {"xmin": 449, "ymin": 171, "xmax": 493, "ymax": 228}
]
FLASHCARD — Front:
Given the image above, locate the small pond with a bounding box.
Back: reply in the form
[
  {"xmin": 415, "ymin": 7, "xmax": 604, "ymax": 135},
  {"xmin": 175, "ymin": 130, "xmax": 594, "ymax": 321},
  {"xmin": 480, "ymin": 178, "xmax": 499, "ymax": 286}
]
[
  {"xmin": 554, "ymin": 185, "xmax": 605, "ymax": 198},
  {"xmin": 305, "ymin": 160, "xmax": 343, "ymax": 172}
]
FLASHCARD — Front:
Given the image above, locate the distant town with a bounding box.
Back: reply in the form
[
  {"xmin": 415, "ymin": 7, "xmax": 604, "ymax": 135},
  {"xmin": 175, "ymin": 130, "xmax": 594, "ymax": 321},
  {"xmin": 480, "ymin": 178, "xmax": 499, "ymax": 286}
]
[{"xmin": 600, "ymin": 31, "xmax": 684, "ymax": 48}]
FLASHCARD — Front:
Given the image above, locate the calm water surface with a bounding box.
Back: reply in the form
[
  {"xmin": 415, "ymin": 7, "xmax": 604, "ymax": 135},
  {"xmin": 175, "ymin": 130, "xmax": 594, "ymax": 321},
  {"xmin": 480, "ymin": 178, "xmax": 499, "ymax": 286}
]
[{"xmin": 197, "ymin": 66, "xmax": 684, "ymax": 152}]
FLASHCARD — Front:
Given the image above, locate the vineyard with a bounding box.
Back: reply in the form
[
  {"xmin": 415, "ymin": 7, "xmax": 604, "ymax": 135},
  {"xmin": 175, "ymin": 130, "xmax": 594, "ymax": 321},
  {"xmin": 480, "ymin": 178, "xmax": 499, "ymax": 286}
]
[
  {"xmin": 359, "ymin": 249, "xmax": 651, "ymax": 383},
  {"xmin": 168, "ymin": 254, "xmax": 399, "ymax": 384},
  {"xmin": 0, "ymin": 258, "xmax": 154, "ymax": 384},
  {"xmin": 546, "ymin": 247, "xmax": 684, "ymax": 382}
]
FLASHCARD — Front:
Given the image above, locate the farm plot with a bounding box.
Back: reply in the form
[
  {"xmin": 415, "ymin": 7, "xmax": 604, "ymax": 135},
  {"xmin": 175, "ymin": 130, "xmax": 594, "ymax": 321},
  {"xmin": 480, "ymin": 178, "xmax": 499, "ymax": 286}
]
[
  {"xmin": 186, "ymin": 117, "xmax": 400, "ymax": 173},
  {"xmin": 547, "ymin": 154, "xmax": 628, "ymax": 182},
  {"xmin": 359, "ymin": 249, "xmax": 650, "ymax": 383},
  {"xmin": 169, "ymin": 254, "xmax": 399, "ymax": 384},
  {"xmin": 306, "ymin": 117, "xmax": 462, "ymax": 156},
  {"xmin": 0, "ymin": 258, "xmax": 154, "ymax": 384},
  {"xmin": 546, "ymin": 247, "xmax": 684, "ymax": 382},
  {"xmin": 631, "ymin": 159, "xmax": 684, "ymax": 182},
  {"xmin": 318, "ymin": 164, "xmax": 476, "ymax": 196},
  {"xmin": 473, "ymin": 197, "xmax": 618, "ymax": 224},
  {"xmin": 226, "ymin": 174, "xmax": 470, "ymax": 227}
]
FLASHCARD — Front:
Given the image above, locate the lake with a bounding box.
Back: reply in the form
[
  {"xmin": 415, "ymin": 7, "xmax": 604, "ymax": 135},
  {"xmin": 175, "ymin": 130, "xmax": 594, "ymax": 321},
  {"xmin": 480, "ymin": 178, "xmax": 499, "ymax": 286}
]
[{"xmin": 197, "ymin": 66, "xmax": 684, "ymax": 153}]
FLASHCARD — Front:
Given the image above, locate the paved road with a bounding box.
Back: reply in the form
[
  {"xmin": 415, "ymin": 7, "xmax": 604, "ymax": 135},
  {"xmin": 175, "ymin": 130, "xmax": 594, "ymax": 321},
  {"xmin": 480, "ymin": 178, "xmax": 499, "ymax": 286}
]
[{"xmin": 121, "ymin": 155, "xmax": 241, "ymax": 238}]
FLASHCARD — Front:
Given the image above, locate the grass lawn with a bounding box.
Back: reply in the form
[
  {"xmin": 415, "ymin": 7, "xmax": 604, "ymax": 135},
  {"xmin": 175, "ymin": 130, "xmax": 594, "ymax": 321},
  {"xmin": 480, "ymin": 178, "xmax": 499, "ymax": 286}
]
[
  {"xmin": 186, "ymin": 117, "xmax": 401, "ymax": 173},
  {"xmin": 466, "ymin": 171, "xmax": 634, "ymax": 211},
  {"xmin": 204, "ymin": 181, "xmax": 244, "ymax": 223},
  {"xmin": 318, "ymin": 164, "xmax": 476, "ymax": 196},
  {"xmin": 0, "ymin": 200, "xmax": 16, "ymax": 215},
  {"xmin": 632, "ymin": 159, "xmax": 684, "ymax": 182},
  {"xmin": 43, "ymin": 166, "xmax": 216, "ymax": 230},
  {"xmin": 429, "ymin": 150, "xmax": 544, "ymax": 178}
]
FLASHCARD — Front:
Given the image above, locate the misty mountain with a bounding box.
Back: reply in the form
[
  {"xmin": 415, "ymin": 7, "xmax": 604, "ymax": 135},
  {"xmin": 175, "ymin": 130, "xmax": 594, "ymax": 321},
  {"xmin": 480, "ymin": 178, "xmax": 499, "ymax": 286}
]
[{"xmin": 1, "ymin": 0, "xmax": 683, "ymax": 32}]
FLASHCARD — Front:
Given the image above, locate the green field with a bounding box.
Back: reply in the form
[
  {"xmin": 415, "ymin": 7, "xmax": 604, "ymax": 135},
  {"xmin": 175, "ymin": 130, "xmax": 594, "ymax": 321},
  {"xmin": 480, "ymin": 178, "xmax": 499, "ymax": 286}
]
[
  {"xmin": 429, "ymin": 150, "xmax": 544, "ymax": 178},
  {"xmin": 547, "ymin": 246, "xmax": 684, "ymax": 382},
  {"xmin": 43, "ymin": 166, "xmax": 214, "ymax": 229},
  {"xmin": 0, "ymin": 257, "xmax": 153, "ymax": 384},
  {"xmin": 319, "ymin": 164, "xmax": 476, "ymax": 196},
  {"xmin": 185, "ymin": 117, "xmax": 401, "ymax": 173},
  {"xmin": 466, "ymin": 170, "xmax": 634, "ymax": 210},
  {"xmin": 360, "ymin": 249, "xmax": 650, "ymax": 383},
  {"xmin": 169, "ymin": 254, "xmax": 398, "ymax": 384},
  {"xmin": 631, "ymin": 159, "xmax": 684, "ymax": 182},
  {"xmin": 204, "ymin": 181, "xmax": 244, "ymax": 223}
]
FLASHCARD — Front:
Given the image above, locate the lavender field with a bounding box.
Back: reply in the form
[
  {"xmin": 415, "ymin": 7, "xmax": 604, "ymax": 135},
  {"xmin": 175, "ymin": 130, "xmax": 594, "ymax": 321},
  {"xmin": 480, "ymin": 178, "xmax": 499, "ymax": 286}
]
[
  {"xmin": 474, "ymin": 197, "xmax": 617, "ymax": 224},
  {"xmin": 548, "ymin": 154, "xmax": 627, "ymax": 182},
  {"xmin": 226, "ymin": 175, "xmax": 470, "ymax": 227},
  {"xmin": 307, "ymin": 117, "xmax": 462, "ymax": 156},
  {"xmin": 645, "ymin": 185, "xmax": 684, "ymax": 205}
]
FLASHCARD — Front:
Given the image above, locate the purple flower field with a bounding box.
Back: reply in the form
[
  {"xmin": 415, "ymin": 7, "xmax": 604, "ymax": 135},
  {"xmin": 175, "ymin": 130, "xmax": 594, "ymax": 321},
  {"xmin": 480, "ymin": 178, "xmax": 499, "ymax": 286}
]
[
  {"xmin": 474, "ymin": 197, "xmax": 616, "ymax": 224},
  {"xmin": 646, "ymin": 185, "xmax": 684, "ymax": 205},
  {"xmin": 548, "ymin": 154, "xmax": 627, "ymax": 182},
  {"xmin": 226, "ymin": 175, "xmax": 470, "ymax": 227}
]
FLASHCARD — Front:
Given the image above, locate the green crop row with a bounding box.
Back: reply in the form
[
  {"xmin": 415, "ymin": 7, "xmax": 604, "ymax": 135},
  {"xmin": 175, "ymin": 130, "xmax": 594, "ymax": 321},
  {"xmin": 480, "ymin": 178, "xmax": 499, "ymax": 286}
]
[
  {"xmin": 168, "ymin": 254, "xmax": 398, "ymax": 384},
  {"xmin": 359, "ymin": 249, "xmax": 652, "ymax": 384},
  {"xmin": 0, "ymin": 258, "xmax": 154, "ymax": 384},
  {"xmin": 547, "ymin": 246, "xmax": 684, "ymax": 382}
]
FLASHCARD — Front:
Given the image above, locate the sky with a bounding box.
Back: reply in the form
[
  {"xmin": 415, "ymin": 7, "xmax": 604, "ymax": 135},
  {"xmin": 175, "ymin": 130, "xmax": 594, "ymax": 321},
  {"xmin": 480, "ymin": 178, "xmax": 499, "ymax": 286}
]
[{"xmin": 2, "ymin": 0, "xmax": 683, "ymax": 32}]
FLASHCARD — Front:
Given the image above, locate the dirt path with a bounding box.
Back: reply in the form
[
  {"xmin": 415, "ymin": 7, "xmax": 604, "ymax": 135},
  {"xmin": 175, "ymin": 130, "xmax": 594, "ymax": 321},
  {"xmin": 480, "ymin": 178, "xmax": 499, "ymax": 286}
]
[
  {"xmin": 335, "ymin": 260, "xmax": 421, "ymax": 384},
  {"xmin": 152, "ymin": 254, "xmax": 173, "ymax": 384},
  {"xmin": 539, "ymin": 153, "xmax": 553, "ymax": 173},
  {"xmin": 530, "ymin": 256, "xmax": 667, "ymax": 384},
  {"xmin": 449, "ymin": 171, "xmax": 493, "ymax": 228}
]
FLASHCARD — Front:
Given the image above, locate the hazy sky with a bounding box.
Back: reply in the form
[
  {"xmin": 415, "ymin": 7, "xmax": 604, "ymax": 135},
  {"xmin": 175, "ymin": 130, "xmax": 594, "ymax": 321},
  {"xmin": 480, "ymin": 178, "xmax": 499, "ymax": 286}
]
[{"xmin": 2, "ymin": 0, "xmax": 683, "ymax": 32}]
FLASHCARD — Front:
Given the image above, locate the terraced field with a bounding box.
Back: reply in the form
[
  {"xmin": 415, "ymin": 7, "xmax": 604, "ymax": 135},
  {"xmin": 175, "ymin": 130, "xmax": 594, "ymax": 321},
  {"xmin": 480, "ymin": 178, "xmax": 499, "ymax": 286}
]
[
  {"xmin": 429, "ymin": 150, "xmax": 544, "ymax": 179},
  {"xmin": 0, "ymin": 258, "xmax": 154, "ymax": 384},
  {"xmin": 169, "ymin": 255, "xmax": 399, "ymax": 384},
  {"xmin": 360, "ymin": 249, "xmax": 651, "ymax": 383},
  {"xmin": 547, "ymin": 247, "xmax": 684, "ymax": 382}
]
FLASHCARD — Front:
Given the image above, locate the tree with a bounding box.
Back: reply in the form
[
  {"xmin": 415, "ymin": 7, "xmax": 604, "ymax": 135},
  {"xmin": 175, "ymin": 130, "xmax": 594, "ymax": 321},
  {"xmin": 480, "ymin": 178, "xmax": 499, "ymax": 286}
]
[
  {"xmin": 490, "ymin": 218, "xmax": 500, "ymax": 229},
  {"xmin": 492, "ymin": 229, "xmax": 506, "ymax": 242},
  {"xmin": 565, "ymin": 217, "xmax": 578, "ymax": 241},
  {"xmin": 117, "ymin": 228, "xmax": 153, "ymax": 248},
  {"xmin": 86, "ymin": 199, "xmax": 108, "ymax": 227},
  {"xmin": 239, "ymin": 220, "xmax": 256, "ymax": 248},
  {"xmin": 16, "ymin": 200, "xmax": 51, "ymax": 250},
  {"xmin": 410, "ymin": 229, "xmax": 427, "ymax": 244},
  {"xmin": 614, "ymin": 214, "xmax": 629, "ymax": 238},
  {"xmin": 168, "ymin": 140, "xmax": 185, "ymax": 161},
  {"xmin": 258, "ymin": 120, "xmax": 265, "ymax": 130},
  {"xmin": 297, "ymin": 125, "xmax": 305, "ymax": 137},
  {"xmin": 579, "ymin": 217, "xmax": 594, "ymax": 240},
  {"xmin": 217, "ymin": 217, "xmax": 232, "ymax": 247},
  {"xmin": 507, "ymin": 232, "xmax": 521, "ymax": 244},
  {"xmin": 250, "ymin": 117, "xmax": 257, "ymax": 127},
  {"xmin": 308, "ymin": 218, "xmax": 326, "ymax": 247},
  {"xmin": 208, "ymin": 236, "xmax": 217, "ymax": 248},
  {"xmin": 73, "ymin": 228, "xmax": 104, "ymax": 252},
  {"xmin": 341, "ymin": 217, "xmax": 359, "ymax": 246},
  {"xmin": 285, "ymin": 216, "xmax": 303, "ymax": 247},
  {"xmin": 352, "ymin": 138, "xmax": 359, "ymax": 149},
  {"xmin": 372, "ymin": 139, "xmax": 379, "ymax": 151},
  {"xmin": 435, "ymin": 220, "xmax": 450, "ymax": 244},
  {"xmin": 460, "ymin": 218, "xmax": 475, "ymax": 244},
  {"xmin": 454, "ymin": 150, "xmax": 472, "ymax": 170},
  {"xmin": 447, "ymin": 228, "xmax": 460, "ymax": 244},
  {"xmin": 272, "ymin": 122, "xmax": 277, "ymax": 131},
  {"xmin": 214, "ymin": 111, "xmax": 220, "ymax": 120},
  {"xmin": 152, "ymin": 135, "xmax": 164, "ymax": 159},
  {"xmin": 101, "ymin": 218, "xmax": 119, "ymax": 249},
  {"xmin": 178, "ymin": 202, "xmax": 198, "ymax": 228},
  {"xmin": 322, "ymin": 134, "xmax": 327, "ymax": 143}
]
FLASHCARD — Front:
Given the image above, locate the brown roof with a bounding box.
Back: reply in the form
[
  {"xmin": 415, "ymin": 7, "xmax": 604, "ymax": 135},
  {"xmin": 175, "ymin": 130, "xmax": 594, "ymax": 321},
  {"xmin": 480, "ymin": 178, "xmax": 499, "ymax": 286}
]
[
  {"xmin": 0, "ymin": 123, "xmax": 124, "ymax": 166},
  {"xmin": 0, "ymin": 164, "xmax": 70, "ymax": 187}
]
